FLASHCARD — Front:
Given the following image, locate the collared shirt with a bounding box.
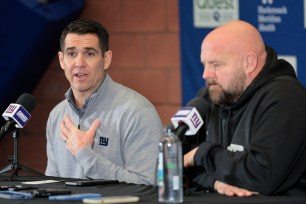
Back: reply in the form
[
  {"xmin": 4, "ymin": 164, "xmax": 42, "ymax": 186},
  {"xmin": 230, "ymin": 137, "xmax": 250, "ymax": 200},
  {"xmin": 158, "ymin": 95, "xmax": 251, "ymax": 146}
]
[{"xmin": 66, "ymin": 74, "xmax": 106, "ymax": 117}]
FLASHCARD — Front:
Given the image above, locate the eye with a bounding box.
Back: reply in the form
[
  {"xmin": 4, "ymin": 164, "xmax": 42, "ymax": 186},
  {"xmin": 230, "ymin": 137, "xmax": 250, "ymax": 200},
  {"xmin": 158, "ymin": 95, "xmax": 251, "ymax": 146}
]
[
  {"xmin": 87, "ymin": 52, "xmax": 95, "ymax": 56},
  {"xmin": 213, "ymin": 63, "xmax": 221, "ymax": 68},
  {"xmin": 67, "ymin": 51, "xmax": 76, "ymax": 57},
  {"xmin": 85, "ymin": 50, "xmax": 96, "ymax": 57}
]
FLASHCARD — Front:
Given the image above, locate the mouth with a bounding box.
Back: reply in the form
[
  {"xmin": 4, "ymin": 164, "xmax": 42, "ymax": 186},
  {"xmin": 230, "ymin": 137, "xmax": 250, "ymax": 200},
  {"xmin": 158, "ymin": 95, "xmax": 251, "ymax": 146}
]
[
  {"xmin": 74, "ymin": 73, "xmax": 87, "ymax": 80},
  {"xmin": 206, "ymin": 80, "xmax": 221, "ymax": 92},
  {"xmin": 206, "ymin": 80, "xmax": 218, "ymax": 87}
]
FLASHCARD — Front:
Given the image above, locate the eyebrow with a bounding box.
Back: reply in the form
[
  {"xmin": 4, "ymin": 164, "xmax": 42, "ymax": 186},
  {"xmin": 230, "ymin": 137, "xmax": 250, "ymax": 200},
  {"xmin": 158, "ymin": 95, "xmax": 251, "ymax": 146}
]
[
  {"xmin": 65, "ymin": 47, "xmax": 99, "ymax": 53},
  {"xmin": 65, "ymin": 46, "xmax": 76, "ymax": 52},
  {"xmin": 204, "ymin": 60, "xmax": 221, "ymax": 64}
]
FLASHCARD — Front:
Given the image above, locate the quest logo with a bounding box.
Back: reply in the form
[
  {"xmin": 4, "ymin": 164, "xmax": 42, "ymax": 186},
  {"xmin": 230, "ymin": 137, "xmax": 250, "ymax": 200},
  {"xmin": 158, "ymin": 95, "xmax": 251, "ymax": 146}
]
[{"xmin": 193, "ymin": 0, "xmax": 239, "ymax": 28}]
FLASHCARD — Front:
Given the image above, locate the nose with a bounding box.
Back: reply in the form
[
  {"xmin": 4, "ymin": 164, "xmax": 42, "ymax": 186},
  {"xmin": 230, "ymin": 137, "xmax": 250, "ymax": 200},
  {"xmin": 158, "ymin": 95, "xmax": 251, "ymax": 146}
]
[
  {"xmin": 203, "ymin": 65, "xmax": 215, "ymax": 80},
  {"xmin": 75, "ymin": 53, "xmax": 85, "ymax": 68}
]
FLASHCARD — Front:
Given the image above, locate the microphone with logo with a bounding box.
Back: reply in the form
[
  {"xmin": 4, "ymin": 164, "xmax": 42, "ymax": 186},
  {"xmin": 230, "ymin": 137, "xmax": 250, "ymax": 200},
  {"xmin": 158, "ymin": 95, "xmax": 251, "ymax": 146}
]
[
  {"xmin": 0, "ymin": 93, "xmax": 36, "ymax": 141},
  {"xmin": 0, "ymin": 93, "xmax": 44, "ymax": 178},
  {"xmin": 157, "ymin": 97, "xmax": 210, "ymax": 200},
  {"xmin": 171, "ymin": 97, "xmax": 210, "ymax": 141}
]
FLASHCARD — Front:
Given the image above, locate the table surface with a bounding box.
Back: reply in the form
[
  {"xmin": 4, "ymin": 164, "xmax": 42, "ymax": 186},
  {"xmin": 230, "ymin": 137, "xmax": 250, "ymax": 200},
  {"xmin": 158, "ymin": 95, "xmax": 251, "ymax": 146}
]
[{"xmin": 0, "ymin": 174, "xmax": 305, "ymax": 204}]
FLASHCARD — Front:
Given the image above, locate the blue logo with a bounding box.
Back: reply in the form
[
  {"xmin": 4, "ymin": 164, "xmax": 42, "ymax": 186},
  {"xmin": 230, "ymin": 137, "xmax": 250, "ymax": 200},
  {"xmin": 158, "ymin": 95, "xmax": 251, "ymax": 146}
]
[
  {"xmin": 213, "ymin": 11, "xmax": 221, "ymax": 21},
  {"xmin": 99, "ymin": 137, "xmax": 109, "ymax": 146},
  {"xmin": 191, "ymin": 112, "xmax": 201, "ymax": 128}
]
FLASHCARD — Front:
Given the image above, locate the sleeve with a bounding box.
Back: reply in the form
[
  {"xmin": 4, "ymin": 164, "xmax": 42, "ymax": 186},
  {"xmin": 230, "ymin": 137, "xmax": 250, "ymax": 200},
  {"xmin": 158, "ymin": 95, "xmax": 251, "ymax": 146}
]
[
  {"xmin": 75, "ymin": 106, "xmax": 164, "ymax": 185},
  {"xmin": 193, "ymin": 81, "xmax": 306, "ymax": 194},
  {"xmin": 45, "ymin": 113, "xmax": 60, "ymax": 177}
]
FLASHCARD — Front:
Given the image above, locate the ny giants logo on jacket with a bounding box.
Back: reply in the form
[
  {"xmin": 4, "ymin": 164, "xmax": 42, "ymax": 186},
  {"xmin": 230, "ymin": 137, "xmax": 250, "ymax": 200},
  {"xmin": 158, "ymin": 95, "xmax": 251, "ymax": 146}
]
[{"xmin": 99, "ymin": 137, "xmax": 109, "ymax": 146}]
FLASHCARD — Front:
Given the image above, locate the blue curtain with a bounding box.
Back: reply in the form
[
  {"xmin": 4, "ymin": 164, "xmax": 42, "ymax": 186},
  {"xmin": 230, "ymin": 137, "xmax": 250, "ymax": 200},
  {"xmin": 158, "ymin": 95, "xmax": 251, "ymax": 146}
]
[{"xmin": 0, "ymin": 0, "xmax": 84, "ymax": 121}]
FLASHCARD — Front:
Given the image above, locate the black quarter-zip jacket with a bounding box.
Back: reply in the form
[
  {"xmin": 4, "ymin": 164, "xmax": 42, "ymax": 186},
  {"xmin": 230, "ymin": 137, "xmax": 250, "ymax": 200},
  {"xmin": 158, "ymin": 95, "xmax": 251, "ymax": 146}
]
[{"xmin": 192, "ymin": 46, "xmax": 306, "ymax": 195}]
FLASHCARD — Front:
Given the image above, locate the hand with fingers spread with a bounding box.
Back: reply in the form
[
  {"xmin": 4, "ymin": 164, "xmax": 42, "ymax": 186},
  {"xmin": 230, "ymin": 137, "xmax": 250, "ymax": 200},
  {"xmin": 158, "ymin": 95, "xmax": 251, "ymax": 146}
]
[
  {"xmin": 214, "ymin": 180, "xmax": 258, "ymax": 197},
  {"xmin": 60, "ymin": 114, "xmax": 101, "ymax": 156}
]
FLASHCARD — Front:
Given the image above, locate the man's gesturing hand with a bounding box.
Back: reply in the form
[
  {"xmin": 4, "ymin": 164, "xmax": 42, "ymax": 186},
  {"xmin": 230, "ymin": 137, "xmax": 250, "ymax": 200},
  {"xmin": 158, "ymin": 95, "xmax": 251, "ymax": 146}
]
[{"xmin": 60, "ymin": 114, "xmax": 101, "ymax": 156}]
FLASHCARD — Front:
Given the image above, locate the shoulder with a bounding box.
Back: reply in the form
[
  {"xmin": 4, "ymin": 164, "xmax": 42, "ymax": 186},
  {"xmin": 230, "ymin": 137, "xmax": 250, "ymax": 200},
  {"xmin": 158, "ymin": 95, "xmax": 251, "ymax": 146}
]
[
  {"xmin": 110, "ymin": 81, "xmax": 155, "ymax": 109},
  {"xmin": 252, "ymin": 76, "xmax": 306, "ymax": 116},
  {"xmin": 259, "ymin": 76, "xmax": 306, "ymax": 101},
  {"xmin": 49, "ymin": 99, "xmax": 69, "ymax": 119}
]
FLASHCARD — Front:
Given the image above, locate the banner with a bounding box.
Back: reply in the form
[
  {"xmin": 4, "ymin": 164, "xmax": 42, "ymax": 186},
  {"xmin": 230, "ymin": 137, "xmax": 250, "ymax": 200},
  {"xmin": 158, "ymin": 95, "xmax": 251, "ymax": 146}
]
[{"xmin": 179, "ymin": 0, "xmax": 306, "ymax": 105}]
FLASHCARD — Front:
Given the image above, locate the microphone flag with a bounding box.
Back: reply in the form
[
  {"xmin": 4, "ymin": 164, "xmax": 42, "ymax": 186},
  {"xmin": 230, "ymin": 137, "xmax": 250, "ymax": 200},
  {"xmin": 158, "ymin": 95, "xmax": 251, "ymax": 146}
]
[
  {"xmin": 171, "ymin": 107, "xmax": 203, "ymax": 135},
  {"xmin": 2, "ymin": 103, "xmax": 31, "ymax": 128}
]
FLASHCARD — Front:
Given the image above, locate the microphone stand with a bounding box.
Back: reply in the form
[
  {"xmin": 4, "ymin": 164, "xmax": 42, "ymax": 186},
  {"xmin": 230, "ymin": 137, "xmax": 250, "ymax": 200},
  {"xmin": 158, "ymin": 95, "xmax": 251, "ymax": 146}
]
[{"xmin": 0, "ymin": 128, "xmax": 45, "ymax": 180}]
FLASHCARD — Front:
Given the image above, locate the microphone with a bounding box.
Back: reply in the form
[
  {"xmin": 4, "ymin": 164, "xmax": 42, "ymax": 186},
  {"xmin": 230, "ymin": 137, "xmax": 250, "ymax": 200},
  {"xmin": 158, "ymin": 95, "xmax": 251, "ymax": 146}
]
[
  {"xmin": 171, "ymin": 97, "xmax": 210, "ymax": 140},
  {"xmin": 0, "ymin": 93, "xmax": 36, "ymax": 140}
]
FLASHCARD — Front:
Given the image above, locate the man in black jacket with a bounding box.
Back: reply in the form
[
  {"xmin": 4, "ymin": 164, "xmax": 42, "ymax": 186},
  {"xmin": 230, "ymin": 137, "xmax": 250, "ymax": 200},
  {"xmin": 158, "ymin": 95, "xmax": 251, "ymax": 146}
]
[{"xmin": 184, "ymin": 20, "xmax": 306, "ymax": 197}]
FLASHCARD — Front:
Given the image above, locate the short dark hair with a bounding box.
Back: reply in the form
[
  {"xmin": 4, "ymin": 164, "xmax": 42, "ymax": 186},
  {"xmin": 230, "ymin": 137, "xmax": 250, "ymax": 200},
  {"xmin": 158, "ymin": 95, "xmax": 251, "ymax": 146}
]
[{"xmin": 60, "ymin": 19, "xmax": 109, "ymax": 55}]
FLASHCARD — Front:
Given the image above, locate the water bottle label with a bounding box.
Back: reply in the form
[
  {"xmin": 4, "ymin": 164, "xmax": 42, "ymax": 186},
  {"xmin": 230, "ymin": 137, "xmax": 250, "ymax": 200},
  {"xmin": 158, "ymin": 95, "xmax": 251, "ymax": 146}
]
[
  {"xmin": 158, "ymin": 152, "xmax": 164, "ymax": 186},
  {"xmin": 167, "ymin": 162, "xmax": 175, "ymax": 169},
  {"xmin": 173, "ymin": 175, "xmax": 179, "ymax": 190},
  {"xmin": 158, "ymin": 153, "xmax": 163, "ymax": 170}
]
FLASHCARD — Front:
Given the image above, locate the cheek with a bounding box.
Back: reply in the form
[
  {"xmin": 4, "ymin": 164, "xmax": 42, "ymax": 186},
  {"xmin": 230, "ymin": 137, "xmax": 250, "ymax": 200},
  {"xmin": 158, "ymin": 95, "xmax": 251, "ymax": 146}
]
[
  {"xmin": 215, "ymin": 71, "xmax": 232, "ymax": 91},
  {"xmin": 95, "ymin": 61, "xmax": 106, "ymax": 73},
  {"xmin": 60, "ymin": 58, "xmax": 73, "ymax": 72},
  {"xmin": 93, "ymin": 69, "xmax": 104, "ymax": 78},
  {"xmin": 64, "ymin": 58, "xmax": 74, "ymax": 67},
  {"xmin": 61, "ymin": 65, "xmax": 74, "ymax": 79},
  {"xmin": 92, "ymin": 64, "xmax": 105, "ymax": 78},
  {"xmin": 64, "ymin": 69, "xmax": 72, "ymax": 81}
]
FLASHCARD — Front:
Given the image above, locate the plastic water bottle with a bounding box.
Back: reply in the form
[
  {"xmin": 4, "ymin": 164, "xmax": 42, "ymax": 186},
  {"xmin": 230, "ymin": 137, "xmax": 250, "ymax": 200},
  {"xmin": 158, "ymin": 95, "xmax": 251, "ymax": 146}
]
[{"xmin": 157, "ymin": 129, "xmax": 183, "ymax": 203}]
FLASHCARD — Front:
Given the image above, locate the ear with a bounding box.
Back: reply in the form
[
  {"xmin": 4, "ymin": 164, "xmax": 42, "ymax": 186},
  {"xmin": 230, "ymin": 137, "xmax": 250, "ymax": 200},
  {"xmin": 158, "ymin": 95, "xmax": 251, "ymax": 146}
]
[
  {"xmin": 245, "ymin": 53, "xmax": 258, "ymax": 75},
  {"xmin": 103, "ymin": 50, "xmax": 112, "ymax": 70},
  {"xmin": 58, "ymin": 51, "xmax": 65, "ymax": 71}
]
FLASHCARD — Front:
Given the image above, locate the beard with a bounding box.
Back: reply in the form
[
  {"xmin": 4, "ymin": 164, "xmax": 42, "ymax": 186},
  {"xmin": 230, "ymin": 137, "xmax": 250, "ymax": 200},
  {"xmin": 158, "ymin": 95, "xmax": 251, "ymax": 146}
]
[{"xmin": 206, "ymin": 71, "xmax": 246, "ymax": 106}]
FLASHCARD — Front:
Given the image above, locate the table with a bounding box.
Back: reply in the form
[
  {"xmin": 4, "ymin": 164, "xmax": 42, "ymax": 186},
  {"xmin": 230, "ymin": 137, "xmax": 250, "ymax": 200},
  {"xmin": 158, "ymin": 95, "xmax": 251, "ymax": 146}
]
[{"xmin": 0, "ymin": 174, "xmax": 306, "ymax": 204}]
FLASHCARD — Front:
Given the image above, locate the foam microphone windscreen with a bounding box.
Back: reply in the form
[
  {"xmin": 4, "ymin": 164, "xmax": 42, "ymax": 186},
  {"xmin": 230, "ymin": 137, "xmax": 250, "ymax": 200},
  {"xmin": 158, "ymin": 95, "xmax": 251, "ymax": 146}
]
[{"xmin": 16, "ymin": 93, "xmax": 36, "ymax": 113}]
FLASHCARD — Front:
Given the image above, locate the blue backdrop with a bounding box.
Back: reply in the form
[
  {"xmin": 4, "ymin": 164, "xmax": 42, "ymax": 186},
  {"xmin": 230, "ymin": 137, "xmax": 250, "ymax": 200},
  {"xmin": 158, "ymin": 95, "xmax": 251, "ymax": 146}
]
[{"xmin": 179, "ymin": 0, "xmax": 306, "ymax": 105}]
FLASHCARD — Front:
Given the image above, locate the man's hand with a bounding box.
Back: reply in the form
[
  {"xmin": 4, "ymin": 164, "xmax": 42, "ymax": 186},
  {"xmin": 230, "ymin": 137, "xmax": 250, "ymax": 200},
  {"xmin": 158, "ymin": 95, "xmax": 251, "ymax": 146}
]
[
  {"xmin": 60, "ymin": 114, "xmax": 101, "ymax": 156},
  {"xmin": 214, "ymin": 180, "xmax": 258, "ymax": 197},
  {"xmin": 184, "ymin": 147, "xmax": 198, "ymax": 167}
]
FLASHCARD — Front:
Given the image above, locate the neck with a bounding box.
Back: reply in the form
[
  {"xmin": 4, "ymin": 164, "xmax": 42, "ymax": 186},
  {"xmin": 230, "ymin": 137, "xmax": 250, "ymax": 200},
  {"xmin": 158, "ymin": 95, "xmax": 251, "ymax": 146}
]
[{"xmin": 73, "ymin": 74, "xmax": 106, "ymax": 109}]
